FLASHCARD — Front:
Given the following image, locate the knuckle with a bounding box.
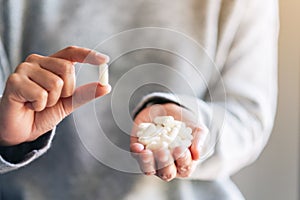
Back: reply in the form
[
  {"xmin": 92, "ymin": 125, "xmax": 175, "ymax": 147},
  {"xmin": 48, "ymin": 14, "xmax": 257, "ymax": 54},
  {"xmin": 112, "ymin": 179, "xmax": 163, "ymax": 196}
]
[
  {"xmin": 61, "ymin": 80, "xmax": 75, "ymax": 97},
  {"xmin": 61, "ymin": 61, "xmax": 75, "ymax": 75},
  {"xmin": 33, "ymin": 91, "xmax": 48, "ymax": 111},
  {"xmin": 15, "ymin": 62, "xmax": 32, "ymax": 73},
  {"xmin": 37, "ymin": 90, "xmax": 48, "ymax": 101},
  {"xmin": 65, "ymin": 45, "xmax": 79, "ymax": 51},
  {"xmin": 6, "ymin": 73, "xmax": 21, "ymax": 86},
  {"xmin": 52, "ymin": 77, "xmax": 64, "ymax": 89},
  {"xmin": 25, "ymin": 54, "xmax": 40, "ymax": 62}
]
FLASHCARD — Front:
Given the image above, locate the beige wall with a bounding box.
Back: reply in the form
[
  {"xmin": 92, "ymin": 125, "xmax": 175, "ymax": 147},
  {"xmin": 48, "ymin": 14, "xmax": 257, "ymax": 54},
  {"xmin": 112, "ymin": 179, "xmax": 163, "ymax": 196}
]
[{"xmin": 232, "ymin": 0, "xmax": 300, "ymax": 199}]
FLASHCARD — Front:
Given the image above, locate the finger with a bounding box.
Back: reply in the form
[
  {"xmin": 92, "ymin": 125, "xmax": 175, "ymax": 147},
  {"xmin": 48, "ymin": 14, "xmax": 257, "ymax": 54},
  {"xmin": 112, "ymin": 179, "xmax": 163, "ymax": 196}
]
[
  {"xmin": 130, "ymin": 143, "xmax": 144, "ymax": 153},
  {"xmin": 173, "ymin": 146, "xmax": 193, "ymax": 177},
  {"xmin": 61, "ymin": 82, "xmax": 111, "ymax": 115},
  {"xmin": 6, "ymin": 74, "xmax": 48, "ymax": 111},
  {"xmin": 26, "ymin": 54, "xmax": 76, "ymax": 98},
  {"xmin": 50, "ymin": 46, "xmax": 110, "ymax": 64},
  {"xmin": 138, "ymin": 149, "xmax": 156, "ymax": 175},
  {"xmin": 16, "ymin": 62, "xmax": 64, "ymax": 107},
  {"xmin": 130, "ymin": 143, "xmax": 156, "ymax": 175},
  {"xmin": 155, "ymin": 148, "xmax": 177, "ymax": 181},
  {"xmin": 190, "ymin": 127, "xmax": 208, "ymax": 160},
  {"xmin": 130, "ymin": 142, "xmax": 144, "ymax": 160}
]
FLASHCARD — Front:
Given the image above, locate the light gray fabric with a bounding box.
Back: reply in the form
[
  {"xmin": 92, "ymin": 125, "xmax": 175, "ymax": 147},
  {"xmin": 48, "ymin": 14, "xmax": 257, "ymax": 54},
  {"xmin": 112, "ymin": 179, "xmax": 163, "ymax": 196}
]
[
  {"xmin": 0, "ymin": 39, "xmax": 10, "ymax": 94},
  {"xmin": 0, "ymin": 0, "xmax": 278, "ymax": 199}
]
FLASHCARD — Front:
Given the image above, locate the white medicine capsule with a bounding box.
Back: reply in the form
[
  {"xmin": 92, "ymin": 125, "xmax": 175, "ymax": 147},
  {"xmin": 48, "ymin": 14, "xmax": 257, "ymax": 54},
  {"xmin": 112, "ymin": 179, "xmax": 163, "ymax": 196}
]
[
  {"xmin": 142, "ymin": 124, "xmax": 157, "ymax": 137},
  {"xmin": 98, "ymin": 63, "xmax": 109, "ymax": 85},
  {"xmin": 153, "ymin": 116, "xmax": 174, "ymax": 126},
  {"xmin": 138, "ymin": 123, "xmax": 152, "ymax": 131},
  {"xmin": 170, "ymin": 125, "xmax": 179, "ymax": 134}
]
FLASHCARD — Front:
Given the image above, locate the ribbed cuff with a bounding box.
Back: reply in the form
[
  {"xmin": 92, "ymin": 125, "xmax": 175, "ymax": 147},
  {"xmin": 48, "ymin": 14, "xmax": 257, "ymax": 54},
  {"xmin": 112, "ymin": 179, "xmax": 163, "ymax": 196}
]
[{"xmin": 0, "ymin": 127, "xmax": 56, "ymax": 173}]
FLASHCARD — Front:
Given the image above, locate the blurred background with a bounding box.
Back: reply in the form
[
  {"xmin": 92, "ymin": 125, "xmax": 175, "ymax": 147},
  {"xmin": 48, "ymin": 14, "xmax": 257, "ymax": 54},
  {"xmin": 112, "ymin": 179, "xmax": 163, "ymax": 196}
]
[{"xmin": 232, "ymin": 0, "xmax": 299, "ymax": 199}]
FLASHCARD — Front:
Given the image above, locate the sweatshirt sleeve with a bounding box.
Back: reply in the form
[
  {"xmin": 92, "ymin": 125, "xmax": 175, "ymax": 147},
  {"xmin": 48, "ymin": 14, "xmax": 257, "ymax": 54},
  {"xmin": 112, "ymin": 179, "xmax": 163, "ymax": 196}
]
[{"xmin": 133, "ymin": 0, "xmax": 279, "ymax": 179}]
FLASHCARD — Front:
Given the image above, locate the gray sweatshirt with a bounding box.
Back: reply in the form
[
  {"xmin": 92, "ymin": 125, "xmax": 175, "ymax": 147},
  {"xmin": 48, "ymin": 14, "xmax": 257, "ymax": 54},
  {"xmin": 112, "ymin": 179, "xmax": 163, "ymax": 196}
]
[{"xmin": 0, "ymin": 0, "xmax": 278, "ymax": 199}]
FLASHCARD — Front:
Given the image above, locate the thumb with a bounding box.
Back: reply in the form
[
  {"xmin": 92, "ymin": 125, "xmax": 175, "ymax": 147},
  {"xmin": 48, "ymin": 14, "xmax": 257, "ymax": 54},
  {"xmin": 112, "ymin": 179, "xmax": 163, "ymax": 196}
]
[
  {"xmin": 62, "ymin": 82, "xmax": 111, "ymax": 115},
  {"xmin": 190, "ymin": 126, "xmax": 209, "ymax": 160}
]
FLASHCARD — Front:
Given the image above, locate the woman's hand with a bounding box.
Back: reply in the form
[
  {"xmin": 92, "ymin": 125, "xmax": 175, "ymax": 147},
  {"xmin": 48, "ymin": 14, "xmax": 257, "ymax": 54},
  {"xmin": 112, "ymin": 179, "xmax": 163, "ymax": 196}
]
[
  {"xmin": 130, "ymin": 103, "xmax": 208, "ymax": 182},
  {"xmin": 0, "ymin": 46, "xmax": 111, "ymax": 146}
]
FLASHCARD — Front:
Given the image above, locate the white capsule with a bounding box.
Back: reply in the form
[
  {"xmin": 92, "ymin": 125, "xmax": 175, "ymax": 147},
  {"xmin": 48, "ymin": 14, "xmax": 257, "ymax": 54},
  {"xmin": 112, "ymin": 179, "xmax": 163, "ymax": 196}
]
[
  {"xmin": 153, "ymin": 126, "xmax": 164, "ymax": 136},
  {"xmin": 160, "ymin": 141, "xmax": 169, "ymax": 149},
  {"xmin": 136, "ymin": 131, "xmax": 144, "ymax": 138},
  {"xmin": 98, "ymin": 63, "xmax": 109, "ymax": 85},
  {"xmin": 178, "ymin": 134, "xmax": 186, "ymax": 140},
  {"xmin": 186, "ymin": 134, "xmax": 194, "ymax": 141},
  {"xmin": 165, "ymin": 127, "xmax": 172, "ymax": 132},
  {"xmin": 146, "ymin": 141, "xmax": 162, "ymax": 151},
  {"xmin": 169, "ymin": 127, "xmax": 179, "ymax": 139},
  {"xmin": 169, "ymin": 139, "xmax": 181, "ymax": 149},
  {"xmin": 153, "ymin": 116, "xmax": 174, "ymax": 126},
  {"xmin": 161, "ymin": 134, "xmax": 174, "ymax": 143},
  {"xmin": 138, "ymin": 137, "xmax": 151, "ymax": 145},
  {"xmin": 141, "ymin": 124, "xmax": 157, "ymax": 137},
  {"xmin": 138, "ymin": 136, "xmax": 160, "ymax": 145},
  {"xmin": 172, "ymin": 120, "xmax": 184, "ymax": 128},
  {"xmin": 149, "ymin": 141, "xmax": 168, "ymax": 151},
  {"xmin": 182, "ymin": 140, "xmax": 192, "ymax": 148},
  {"xmin": 160, "ymin": 129, "xmax": 168, "ymax": 136},
  {"xmin": 184, "ymin": 127, "xmax": 193, "ymax": 135},
  {"xmin": 138, "ymin": 123, "xmax": 152, "ymax": 131}
]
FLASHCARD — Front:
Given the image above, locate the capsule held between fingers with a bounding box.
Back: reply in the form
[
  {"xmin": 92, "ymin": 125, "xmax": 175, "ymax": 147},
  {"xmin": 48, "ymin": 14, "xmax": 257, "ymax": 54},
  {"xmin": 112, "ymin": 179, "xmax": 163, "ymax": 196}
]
[{"xmin": 98, "ymin": 63, "xmax": 109, "ymax": 85}]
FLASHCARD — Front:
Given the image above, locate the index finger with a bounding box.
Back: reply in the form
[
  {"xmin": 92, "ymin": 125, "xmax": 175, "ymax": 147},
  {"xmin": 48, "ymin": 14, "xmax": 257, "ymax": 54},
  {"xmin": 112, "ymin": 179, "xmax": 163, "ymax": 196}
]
[{"xmin": 50, "ymin": 46, "xmax": 110, "ymax": 64}]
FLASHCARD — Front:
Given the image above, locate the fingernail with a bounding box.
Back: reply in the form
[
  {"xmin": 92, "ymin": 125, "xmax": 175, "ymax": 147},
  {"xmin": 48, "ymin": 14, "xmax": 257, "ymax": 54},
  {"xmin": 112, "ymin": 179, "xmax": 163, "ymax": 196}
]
[
  {"xmin": 160, "ymin": 174, "xmax": 172, "ymax": 182},
  {"xmin": 96, "ymin": 52, "xmax": 110, "ymax": 63},
  {"xmin": 136, "ymin": 143, "xmax": 145, "ymax": 152},
  {"xmin": 145, "ymin": 171, "xmax": 156, "ymax": 176},
  {"xmin": 106, "ymin": 84, "xmax": 112, "ymax": 93},
  {"xmin": 98, "ymin": 83, "xmax": 112, "ymax": 92},
  {"xmin": 131, "ymin": 143, "xmax": 144, "ymax": 153},
  {"xmin": 179, "ymin": 165, "xmax": 191, "ymax": 172}
]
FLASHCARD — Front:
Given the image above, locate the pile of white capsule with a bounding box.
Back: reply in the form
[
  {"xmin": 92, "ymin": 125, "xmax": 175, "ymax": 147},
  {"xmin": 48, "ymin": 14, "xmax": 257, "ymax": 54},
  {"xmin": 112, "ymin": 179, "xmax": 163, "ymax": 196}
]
[{"xmin": 137, "ymin": 116, "xmax": 193, "ymax": 151}]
